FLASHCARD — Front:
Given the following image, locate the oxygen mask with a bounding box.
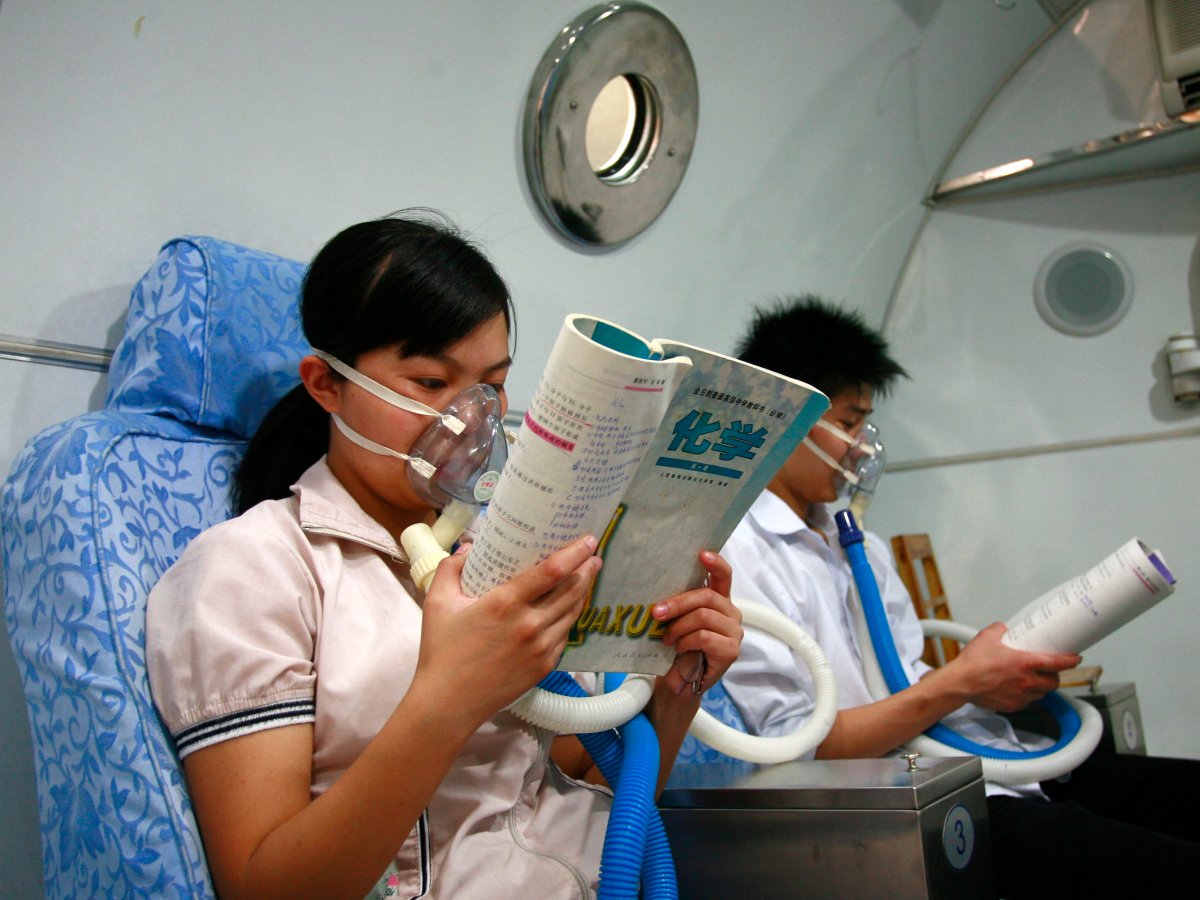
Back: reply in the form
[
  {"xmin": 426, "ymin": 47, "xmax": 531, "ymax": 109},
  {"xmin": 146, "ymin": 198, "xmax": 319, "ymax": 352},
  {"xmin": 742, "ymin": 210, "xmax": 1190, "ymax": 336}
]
[
  {"xmin": 314, "ymin": 349, "xmax": 509, "ymax": 507},
  {"xmin": 803, "ymin": 418, "xmax": 886, "ymax": 520},
  {"xmin": 843, "ymin": 422, "xmax": 885, "ymax": 521},
  {"xmin": 405, "ymin": 383, "xmax": 508, "ymax": 506}
]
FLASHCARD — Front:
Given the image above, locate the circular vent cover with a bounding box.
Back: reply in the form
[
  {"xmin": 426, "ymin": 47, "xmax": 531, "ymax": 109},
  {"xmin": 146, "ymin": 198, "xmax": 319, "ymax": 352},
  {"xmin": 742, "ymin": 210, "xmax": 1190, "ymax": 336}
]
[{"xmin": 1034, "ymin": 243, "xmax": 1133, "ymax": 337}]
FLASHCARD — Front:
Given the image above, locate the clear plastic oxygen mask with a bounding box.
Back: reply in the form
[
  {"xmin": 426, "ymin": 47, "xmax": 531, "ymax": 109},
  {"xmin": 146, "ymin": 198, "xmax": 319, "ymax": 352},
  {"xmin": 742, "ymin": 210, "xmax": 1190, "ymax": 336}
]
[
  {"xmin": 402, "ymin": 384, "xmax": 509, "ymax": 568},
  {"xmin": 802, "ymin": 418, "xmax": 886, "ymax": 523},
  {"xmin": 314, "ymin": 349, "xmax": 507, "ymax": 502},
  {"xmin": 403, "ymin": 382, "xmax": 508, "ymax": 508},
  {"xmin": 314, "ymin": 349, "xmax": 510, "ymax": 583},
  {"xmin": 846, "ymin": 423, "xmax": 885, "ymax": 523}
]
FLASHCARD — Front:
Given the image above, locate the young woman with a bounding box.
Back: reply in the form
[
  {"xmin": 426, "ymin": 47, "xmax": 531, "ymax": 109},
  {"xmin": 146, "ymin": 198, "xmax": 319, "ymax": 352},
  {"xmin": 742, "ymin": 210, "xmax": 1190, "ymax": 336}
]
[{"xmin": 146, "ymin": 212, "xmax": 742, "ymax": 899}]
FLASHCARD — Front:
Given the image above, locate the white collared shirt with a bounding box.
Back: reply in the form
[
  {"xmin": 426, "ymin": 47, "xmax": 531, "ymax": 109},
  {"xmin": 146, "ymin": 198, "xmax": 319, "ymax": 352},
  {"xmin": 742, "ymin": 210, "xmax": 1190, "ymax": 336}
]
[{"xmin": 720, "ymin": 490, "xmax": 1043, "ymax": 797}]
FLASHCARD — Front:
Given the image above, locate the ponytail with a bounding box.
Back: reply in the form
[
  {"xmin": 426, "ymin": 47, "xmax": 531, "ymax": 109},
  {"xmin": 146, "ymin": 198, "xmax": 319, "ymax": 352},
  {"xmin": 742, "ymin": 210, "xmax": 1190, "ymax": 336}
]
[{"xmin": 233, "ymin": 385, "xmax": 329, "ymax": 514}]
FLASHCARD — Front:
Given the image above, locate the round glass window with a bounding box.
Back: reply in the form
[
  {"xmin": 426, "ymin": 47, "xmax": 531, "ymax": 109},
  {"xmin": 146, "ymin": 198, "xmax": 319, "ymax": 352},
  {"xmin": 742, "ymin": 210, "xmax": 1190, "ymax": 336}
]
[
  {"xmin": 523, "ymin": 3, "xmax": 698, "ymax": 247},
  {"xmin": 586, "ymin": 74, "xmax": 659, "ymax": 184}
]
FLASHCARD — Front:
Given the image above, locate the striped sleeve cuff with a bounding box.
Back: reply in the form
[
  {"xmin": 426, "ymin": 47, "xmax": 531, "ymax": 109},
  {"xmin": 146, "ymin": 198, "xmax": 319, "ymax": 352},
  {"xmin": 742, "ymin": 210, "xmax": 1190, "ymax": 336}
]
[{"xmin": 173, "ymin": 697, "xmax": 316, "ymax": 758}]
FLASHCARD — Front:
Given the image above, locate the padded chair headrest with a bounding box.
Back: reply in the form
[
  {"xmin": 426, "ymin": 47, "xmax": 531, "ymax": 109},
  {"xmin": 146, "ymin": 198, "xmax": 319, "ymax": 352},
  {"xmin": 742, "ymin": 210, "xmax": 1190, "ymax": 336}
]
[{"xmin": 106, "ymin": 236, "xmax": 311, "ymax": 439}]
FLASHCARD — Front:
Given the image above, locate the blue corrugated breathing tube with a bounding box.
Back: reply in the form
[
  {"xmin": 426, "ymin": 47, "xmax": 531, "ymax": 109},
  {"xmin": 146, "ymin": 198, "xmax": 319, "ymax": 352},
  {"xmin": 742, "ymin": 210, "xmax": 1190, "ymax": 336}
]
[
  {"xmin": 540, "ymin": 670, "xmax": 677, "ymax": 900},
  {"xmin": 834, "ymin": 509, "xmax": 1082, "ymax": 760}
]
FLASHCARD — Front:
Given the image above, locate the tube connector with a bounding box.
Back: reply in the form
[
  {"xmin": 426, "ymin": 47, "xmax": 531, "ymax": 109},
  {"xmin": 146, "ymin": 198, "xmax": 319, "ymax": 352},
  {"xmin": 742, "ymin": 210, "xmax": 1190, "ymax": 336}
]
[
  {"xmin": 834, "ymin": 509, "xmax": 864, "ymax": 548},
  {"xmin": 847, "ymin": 491, "xmax": 871, "ymax": 526},
  {"xmin": 431, "ymin": 499, "xmax": 478, "ymax": 551},
  {"xmin": 400, "ymin": 499, "xmax": 480, "ymax": 592},
  {"xmin": 400, "ymin": 523, "xmax": 449, "ymax": 593}
]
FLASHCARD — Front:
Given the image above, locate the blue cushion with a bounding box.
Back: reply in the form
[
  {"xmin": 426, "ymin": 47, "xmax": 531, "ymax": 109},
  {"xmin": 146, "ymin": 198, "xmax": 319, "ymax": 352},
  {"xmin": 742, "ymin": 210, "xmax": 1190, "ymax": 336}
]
[
  {"xmin": 3, "ymin": 236, "xmax": 308, "ymax": 898},
  {"xmin": 4, "ymin": 415, "xmax": 240, "ymax": 898},
  {"xmin": 106, "ymin": 236, "xmax": 310, "ymax": 437},
  {"xmin": 666, "ymin": 680, "xmax": 757, "ymax": 788}
]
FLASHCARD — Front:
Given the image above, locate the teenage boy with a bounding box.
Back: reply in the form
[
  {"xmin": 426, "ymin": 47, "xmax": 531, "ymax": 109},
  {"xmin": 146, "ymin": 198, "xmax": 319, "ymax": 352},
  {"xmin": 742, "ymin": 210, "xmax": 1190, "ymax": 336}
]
[{"xmin": 720, "ymin": 295, "xmax": 1199, "ymax": 898}]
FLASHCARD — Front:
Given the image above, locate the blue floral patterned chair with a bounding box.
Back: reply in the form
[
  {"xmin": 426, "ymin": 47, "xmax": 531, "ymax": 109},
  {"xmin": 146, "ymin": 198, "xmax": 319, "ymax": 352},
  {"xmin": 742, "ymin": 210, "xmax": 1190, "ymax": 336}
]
[
  {"xmin": 2, "ymin": 236, "xmax": 309, "ymax": 899},
  {"xmin": 666, "ymin": 681, "xmax": 757, "ymax": 788}
]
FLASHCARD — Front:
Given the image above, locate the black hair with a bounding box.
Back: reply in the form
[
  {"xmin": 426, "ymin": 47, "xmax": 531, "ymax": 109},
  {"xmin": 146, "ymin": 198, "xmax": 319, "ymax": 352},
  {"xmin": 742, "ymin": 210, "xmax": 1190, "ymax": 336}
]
[
  {"xmin": 233, "ymin": 210, "xmax": 513, "ymax": 513},
  {"xmin": 734, "ymin": 294, "xmax": 907, "ymax": 399}
]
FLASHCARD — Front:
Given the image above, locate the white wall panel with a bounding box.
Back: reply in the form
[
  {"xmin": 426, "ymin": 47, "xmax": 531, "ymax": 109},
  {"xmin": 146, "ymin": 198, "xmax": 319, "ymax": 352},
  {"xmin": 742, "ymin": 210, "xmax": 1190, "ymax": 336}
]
[
  {"xmin": 873, "ymin": 0, "xmax": 1199, "ymax": 764},
  {"xmin": 870, "ymin": 434, "xmax": 1200, "ymax": 757},
  {"xmin": 0, "ymin": 0, "xmax": 1049, "ymax": 409},
  {"xmin": 884, "ymin": 171, "xmax": 1200, "ymax": 461}
]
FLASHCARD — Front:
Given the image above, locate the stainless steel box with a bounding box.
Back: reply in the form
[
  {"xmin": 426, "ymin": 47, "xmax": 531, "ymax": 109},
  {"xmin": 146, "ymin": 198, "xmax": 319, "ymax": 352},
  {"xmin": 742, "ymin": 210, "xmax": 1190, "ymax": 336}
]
[
  {"xmin": 660, "ymin": 757, "xmax": 995, "ymax": 899},
  {"xmin": 1065, "ymin": 681, "xmax": 1146, "ymax": 755},
  {"xmin": 1006, "ymin": 681, "xmax": 1147, "ymax": 755}
]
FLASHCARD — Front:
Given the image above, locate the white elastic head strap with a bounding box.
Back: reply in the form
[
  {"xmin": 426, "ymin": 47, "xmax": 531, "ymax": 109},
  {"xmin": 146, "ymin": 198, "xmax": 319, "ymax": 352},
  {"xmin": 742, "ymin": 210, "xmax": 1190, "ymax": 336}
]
[
  {"xmin": 812, "ymin": 418, "xmax": 876, "ymax": 456},
  {"xmin": 328, "ymin": 413, "xmax": 438, "ymax": 480},
  {"xmin": 802, "ymin": 436, "xmax": 860, "ymax": 486},
  {"xmin": 802, "ymin": 420, "xmax": 874, "ymax": 487},
  {"xmin": 312, "ymin": 349, "xmax": 465, "ymax": 435}
]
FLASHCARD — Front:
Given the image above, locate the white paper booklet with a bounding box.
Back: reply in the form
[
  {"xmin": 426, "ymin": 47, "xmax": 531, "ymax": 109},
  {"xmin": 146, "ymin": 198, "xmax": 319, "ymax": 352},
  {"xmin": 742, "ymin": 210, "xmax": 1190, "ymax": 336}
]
[
  {"xmin": 1002, "ymin": 537, "xmax": 1177, "ymax": 654},
  {"xmin": 460, "ymin": 314, "xmax": 830, "ymax": 674}
]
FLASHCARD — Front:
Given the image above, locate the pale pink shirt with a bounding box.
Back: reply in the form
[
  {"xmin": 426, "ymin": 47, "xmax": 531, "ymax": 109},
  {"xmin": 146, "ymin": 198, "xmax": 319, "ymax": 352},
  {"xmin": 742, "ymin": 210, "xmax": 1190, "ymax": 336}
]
[{"xmin": 147, "ymin": 459, "xmax": 610, "ymax": 898}]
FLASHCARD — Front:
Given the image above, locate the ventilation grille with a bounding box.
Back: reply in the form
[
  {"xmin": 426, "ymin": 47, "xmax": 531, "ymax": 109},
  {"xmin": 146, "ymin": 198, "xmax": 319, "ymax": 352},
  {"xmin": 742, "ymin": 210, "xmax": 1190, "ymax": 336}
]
[
  {"xmin": 1160, "ymin": 1, "xmax": 1200, "ymax": 56},
  {"xmin": 1149, "ymin": 0, "xmax": 1200, "ymax": 113},
  {"xmin": 1182, "ymin": 71, "xmax": 1200, "ymax": 111}
]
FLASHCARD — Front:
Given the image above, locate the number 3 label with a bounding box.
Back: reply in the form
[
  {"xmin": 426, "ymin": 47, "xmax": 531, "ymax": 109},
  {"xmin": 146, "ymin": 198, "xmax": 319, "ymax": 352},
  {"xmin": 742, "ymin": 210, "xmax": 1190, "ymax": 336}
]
[{"xmin": 942, "ymin": 804, "xmax": 975, "ymax": 871}]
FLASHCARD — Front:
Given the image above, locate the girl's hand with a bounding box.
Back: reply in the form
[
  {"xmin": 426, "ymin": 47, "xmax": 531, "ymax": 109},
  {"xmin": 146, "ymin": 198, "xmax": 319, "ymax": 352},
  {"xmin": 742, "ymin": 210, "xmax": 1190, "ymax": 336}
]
[
  {"xmin": 652, "ymin": 550, "xmax": 742, "ymax": 696},
  {"xmin": 411, "ymin": 535, "xmax": 601, "ymax": 728}
]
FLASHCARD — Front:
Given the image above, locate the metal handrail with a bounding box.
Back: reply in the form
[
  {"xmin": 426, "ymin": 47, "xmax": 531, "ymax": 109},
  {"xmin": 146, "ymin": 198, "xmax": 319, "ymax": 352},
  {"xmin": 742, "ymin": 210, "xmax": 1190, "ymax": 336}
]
[{"xmin": 0, "ymin": 334, "xmax": 113, "ymax": 372}]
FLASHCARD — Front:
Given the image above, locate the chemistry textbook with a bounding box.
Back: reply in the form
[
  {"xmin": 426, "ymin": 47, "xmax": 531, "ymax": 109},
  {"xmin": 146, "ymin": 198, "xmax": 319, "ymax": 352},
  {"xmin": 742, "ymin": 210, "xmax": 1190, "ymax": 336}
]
[{"xmin": 461, "ymin": 314, "xmax": 830, "ymax": 675}]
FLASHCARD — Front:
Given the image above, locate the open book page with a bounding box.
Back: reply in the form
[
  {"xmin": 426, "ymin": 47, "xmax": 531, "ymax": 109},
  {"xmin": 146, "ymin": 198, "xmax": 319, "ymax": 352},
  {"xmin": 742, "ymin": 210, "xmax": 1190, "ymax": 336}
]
[
  {"xmin": 460, "ymin": 314, "xmax": 830, "ymax": 675},
  {"xmin": 1002, "ymin": 538, "xmax": 1176, "ymax": 654},
  {"xmin": 460, "ymin": 315, "xmax": 692, "ymax": 599}
]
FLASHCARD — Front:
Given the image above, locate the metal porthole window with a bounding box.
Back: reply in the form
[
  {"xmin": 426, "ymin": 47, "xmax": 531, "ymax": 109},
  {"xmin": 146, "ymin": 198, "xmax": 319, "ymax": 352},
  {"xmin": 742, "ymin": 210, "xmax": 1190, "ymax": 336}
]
[{"xmin": 523, "ymin": 2, "xmax": 699, "ymax": 248}]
